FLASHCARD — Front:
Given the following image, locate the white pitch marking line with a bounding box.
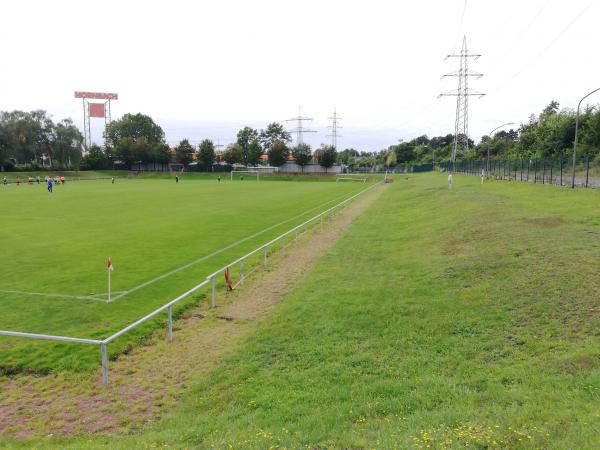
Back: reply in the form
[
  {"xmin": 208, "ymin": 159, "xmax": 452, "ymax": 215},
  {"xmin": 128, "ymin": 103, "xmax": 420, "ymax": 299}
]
[
  {"xmin": 107, "ymin": 189, "xmax": 359, "ymax": 302},
  {"xmin": 0, "ymin": 289, "xmax": 108, "ymax": 303},
  {"xmin": 0, "ymin": 186, "xmax": 365, "ymax": 304}
]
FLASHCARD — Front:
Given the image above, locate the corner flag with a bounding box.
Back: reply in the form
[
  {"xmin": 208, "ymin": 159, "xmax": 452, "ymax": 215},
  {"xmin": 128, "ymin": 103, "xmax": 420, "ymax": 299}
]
[{"xmin": 107, "ymin": 257, "xmax": 114, "ymax": 302}]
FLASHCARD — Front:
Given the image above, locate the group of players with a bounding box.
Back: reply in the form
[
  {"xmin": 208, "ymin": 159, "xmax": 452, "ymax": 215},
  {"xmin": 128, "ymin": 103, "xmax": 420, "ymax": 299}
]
[{"xmin": 2, "ymin": 175, "xmax": 64, "ymax": 192}]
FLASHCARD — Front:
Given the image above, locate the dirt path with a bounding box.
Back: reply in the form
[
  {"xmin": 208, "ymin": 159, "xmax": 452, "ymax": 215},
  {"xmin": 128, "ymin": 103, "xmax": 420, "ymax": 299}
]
[{"xmin": 0, "ymin": 184, "xmax": 386, "ymax": 438}]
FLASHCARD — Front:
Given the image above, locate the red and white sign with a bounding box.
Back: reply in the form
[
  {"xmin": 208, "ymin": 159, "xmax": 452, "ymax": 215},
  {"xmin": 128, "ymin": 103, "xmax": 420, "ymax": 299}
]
[
  {"xmin": 89, "ymin": 103, "xmax": 106, "ymax": 118},
  {"xmin": 75, "ymin": 91, "xmax": 118, "ymax": 100}
]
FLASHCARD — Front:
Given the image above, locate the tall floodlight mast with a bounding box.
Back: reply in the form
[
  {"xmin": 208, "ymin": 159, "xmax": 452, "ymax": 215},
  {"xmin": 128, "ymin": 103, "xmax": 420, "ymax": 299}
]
[
  {"xmin": 439, "ymin": 36, "xmax": 485, "ymax": 170},
  {"xmin": 326, "ymin": 108, "xmax": 342, "ymax": 149},
  {"xmin": 286, "ymin": 105, "xmax": 316, "ymax": 146}
]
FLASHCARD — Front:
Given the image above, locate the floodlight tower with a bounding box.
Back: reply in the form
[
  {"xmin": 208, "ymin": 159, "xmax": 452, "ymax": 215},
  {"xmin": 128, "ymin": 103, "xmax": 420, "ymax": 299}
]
[
  {"xmin": 286, "ymin": 105, "xmax": 316, "ymax": 146},
  {"xmin": 326, "ymin": 108, "xmax": 342, "ymax": 149},
  {"xmin": 439, "ymin": 36, "xmax": 485, "ymax": 169}
]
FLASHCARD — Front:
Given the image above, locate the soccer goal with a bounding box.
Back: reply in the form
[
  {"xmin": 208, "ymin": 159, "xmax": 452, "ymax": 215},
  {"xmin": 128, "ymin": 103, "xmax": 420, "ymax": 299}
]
[
  {"xmin": 230, "ymin": 170, "xmax": 259, "ymax": 181},
  {"xmin": 336, "ymin": 174, "xmax": 367, "ymax": 182}
]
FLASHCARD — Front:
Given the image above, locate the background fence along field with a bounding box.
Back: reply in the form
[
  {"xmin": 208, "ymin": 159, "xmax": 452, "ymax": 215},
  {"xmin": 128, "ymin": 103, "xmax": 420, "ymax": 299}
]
[
  {"xmin": 440, "ymin": 155, "xmax": 600, "ymax": 187},
  {"xmin": 0, "ymin": 177, "xmax": 372, "ymax": 374}
]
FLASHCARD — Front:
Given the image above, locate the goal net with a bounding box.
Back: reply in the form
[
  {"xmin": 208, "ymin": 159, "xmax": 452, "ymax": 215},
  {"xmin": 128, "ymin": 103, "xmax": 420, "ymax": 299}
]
[
  {"xmin": 336, "ymin": 174, "xmax": 367, "ymax": 182},
  {"xmin": 230, "ymin": 170, "xmax": 259, "ymax": 181}
]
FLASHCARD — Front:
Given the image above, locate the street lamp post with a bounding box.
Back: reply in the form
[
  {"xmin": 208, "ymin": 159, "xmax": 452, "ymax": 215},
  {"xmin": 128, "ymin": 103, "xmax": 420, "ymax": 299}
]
[
  {"xmin": 486, "ymin": 122, "xmax": 514, "ymax": 176},
  {"xmin": 571, "ymin": 87, "xmax": 600, "ymax": 188}
]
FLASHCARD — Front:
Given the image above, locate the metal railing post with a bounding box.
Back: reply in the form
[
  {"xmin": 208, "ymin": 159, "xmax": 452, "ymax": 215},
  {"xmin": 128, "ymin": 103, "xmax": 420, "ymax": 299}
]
[
  {"xmin": 240, "ymin": 260, "xmax": 245, "ymax": 285},
  {"xmin": 101, "ymin": 343, "xmax": 108, "ymax": 385},
  {"xmin": 167, "ymin": 306, "xmax": 173, "ymax": 342},
  {"xmin": 263, "ymin": 249, "xmax": 268, "ymax": 269},
  {"xmin": 211, "ymin": 276, "xmax": 216, "ymax": 308}
]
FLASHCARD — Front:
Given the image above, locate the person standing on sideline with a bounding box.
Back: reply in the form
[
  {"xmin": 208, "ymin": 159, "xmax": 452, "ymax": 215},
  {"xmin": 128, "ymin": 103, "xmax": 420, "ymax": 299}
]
[
  {"xmin": 111, "ymin": 177, "xmax": 115, "ymax": 184},
  {"xmin": 15, "ymin": 176, "xmax": 21, "ymax": 185},
  {"xmin": 47, "ymin": 176, "xmax": 53, "ymax": 193},
  {"xmin": 175, "ymin": 174, "xmax": 179, "ymax": 183},
  {"xmin": 448, "ymin": 173, "xmax": 453, "ymax": 189},
  {"xmin": 36, "ymin": 176, "xmax": 40, "ymax": 184},
  {"xmin": 2, "ymin": 176, "xmax": 7, "ymax": 185}
]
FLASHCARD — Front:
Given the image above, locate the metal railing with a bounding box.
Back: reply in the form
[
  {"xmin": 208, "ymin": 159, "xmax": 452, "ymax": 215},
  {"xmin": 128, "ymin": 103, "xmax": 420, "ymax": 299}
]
[{"xmin": 0, "ymin": 181, "xmax": 382, "ymax": 385}]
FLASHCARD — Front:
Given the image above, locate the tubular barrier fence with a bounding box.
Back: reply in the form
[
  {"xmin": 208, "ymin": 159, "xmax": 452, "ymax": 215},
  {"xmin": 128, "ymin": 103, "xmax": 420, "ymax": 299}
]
[{"xmin": 0, "ymin": 181, "xmax": 382, "ymax": 385}]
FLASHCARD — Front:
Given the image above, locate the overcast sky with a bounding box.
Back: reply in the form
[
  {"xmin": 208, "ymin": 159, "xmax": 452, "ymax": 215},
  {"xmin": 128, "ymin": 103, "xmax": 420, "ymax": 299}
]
[{"xmin": 0, "ymin": 0, "xmax": 597, "ymax": 151}]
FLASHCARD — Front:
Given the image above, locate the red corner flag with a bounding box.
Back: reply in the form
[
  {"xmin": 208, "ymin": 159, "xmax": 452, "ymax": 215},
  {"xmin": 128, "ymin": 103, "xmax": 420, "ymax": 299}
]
[{"xmin": 108, "ymin": 257, "xmax": 114, "ymax": 271}]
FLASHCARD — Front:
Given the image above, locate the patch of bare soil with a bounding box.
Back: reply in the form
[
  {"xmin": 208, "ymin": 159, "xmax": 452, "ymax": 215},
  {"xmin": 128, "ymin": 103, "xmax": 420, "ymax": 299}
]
[
  {"xmin": 0, "ymin": 184, "xmax": 385, "ymax": 438},
  {"xmin": 521, "ymin": 216, "xmax": 566, "ymax": 227}
]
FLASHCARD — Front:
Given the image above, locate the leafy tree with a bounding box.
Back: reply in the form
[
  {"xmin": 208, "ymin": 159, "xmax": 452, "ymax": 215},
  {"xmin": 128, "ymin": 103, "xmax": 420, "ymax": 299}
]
[
  {"xmin": 259, "ymin": 122, "xmax": 291, "ymax": 151},
  {"xmin": 105, "ymin": 113, "xmax": 165, "ymax": 148},
  {"xmin": 197, "ymin": 139, "xmax": 216, "ymax": 168},
  {"xmin": 81, "ymin": 144, "xmax": 109, "ymax": 170},
  {"xmin": 337, "ymin": 148, "xmax": 359, "ymax": 165},
  {"xmin": 223, "ymin": 143, "xmax": 242, "ymax": 165},
  {"xmin": 247, "ymin": 139, "xmax": 263, "ymax": 166},
  {"xmin": 152, "ymin": 143, "xmax": 171, "ymax": 166},
  {"xmin": 386, "ymin": 150, "xmax": 397, "ymax": 168},
  {"xmin": 292, "ymin": 143, "xmax": 311, "ymax": 172},
  {"xmin": 114, "ymin": 138, "xmax": 136, "ymax": 169},
  {"xmin": 175, "ymin": 139, "xmax": 195, "ymax": 165},
  {"xmin": 267, "ymin": 140, "xmax": 289, "ymax": 167},
  {"xmin": 51, "ymin": 119, "xmax": 84, "ymax": 168},
  {"xmin": 315, "ymin": 145, "xmax": 337, "ymax": 172},
  {"xmin": 236, "ymin": 126, "xmax": 259, "ymax": 165}
]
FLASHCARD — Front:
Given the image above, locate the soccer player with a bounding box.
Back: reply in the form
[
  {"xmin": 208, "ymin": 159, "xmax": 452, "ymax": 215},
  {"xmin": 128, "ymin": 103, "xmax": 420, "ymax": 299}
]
[
  {"xmin": 15, "ymin": 176, "xmax": 21, "ymax": 185},
  {"xmin": 47, "ymin": 177, "xmax": 53, "ymax": 193},
  {"xmin": 175, "ymin": 175, "xmax": 179, "ymax": 183},
  {"xmin": 217, "ymin": 176, "xmax": 221, "ymax": 182},
  {"xmin": 2, "ymin": 176, "xmax": 7, "ymax": 185},
  {"xmin": 36, "ymin": 176, "xmax": 40, "ymax": 184},
  {"xmin": 111, "ymin": 177, "xmax": 115, "ymax": 184}
]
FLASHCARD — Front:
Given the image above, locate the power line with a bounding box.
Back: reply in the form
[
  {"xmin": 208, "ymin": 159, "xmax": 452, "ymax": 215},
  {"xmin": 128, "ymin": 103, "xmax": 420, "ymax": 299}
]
[{"xmin": 490, "ymin": 0, "xmax": 594, "ymax": 94}]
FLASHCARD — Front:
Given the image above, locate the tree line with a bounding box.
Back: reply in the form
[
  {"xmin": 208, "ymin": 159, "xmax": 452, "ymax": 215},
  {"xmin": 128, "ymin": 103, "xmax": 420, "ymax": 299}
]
[
  {"xmin": 83, "ymin": 113, "xmax": 339, "ymax": 172},
  {"xmin": 0, "ymin": 111, "xmax": 83, "ymax": 171},
  {"xmin": 382, "ymin": 101, "xmax": 600, "ymax": 168}
]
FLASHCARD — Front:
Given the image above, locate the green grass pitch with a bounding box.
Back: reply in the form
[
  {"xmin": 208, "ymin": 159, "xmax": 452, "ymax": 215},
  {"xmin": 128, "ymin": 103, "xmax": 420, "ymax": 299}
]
[{"xmin": 0, "ymin": 175, "xmax": 371, "ymax": 373}]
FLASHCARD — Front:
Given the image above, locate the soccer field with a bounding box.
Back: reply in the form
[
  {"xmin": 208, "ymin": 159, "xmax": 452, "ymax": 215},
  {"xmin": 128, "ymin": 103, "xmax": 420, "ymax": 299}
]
[{"xmin": 0, "ymin": 176, "xmax": 372, "ymax": 373}]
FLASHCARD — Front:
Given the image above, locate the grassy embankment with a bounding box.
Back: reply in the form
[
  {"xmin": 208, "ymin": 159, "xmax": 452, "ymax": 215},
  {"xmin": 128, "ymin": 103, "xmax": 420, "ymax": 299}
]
[{"xmin": 3, "ymin": 173, "xmax": 599, "ymax": 448}]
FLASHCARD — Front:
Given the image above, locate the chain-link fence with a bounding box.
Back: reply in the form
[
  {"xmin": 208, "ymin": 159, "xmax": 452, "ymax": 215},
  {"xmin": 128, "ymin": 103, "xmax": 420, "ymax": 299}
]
[{"xmin": 438, "ymin": 156, "xmax": 600, "ymax": 188}]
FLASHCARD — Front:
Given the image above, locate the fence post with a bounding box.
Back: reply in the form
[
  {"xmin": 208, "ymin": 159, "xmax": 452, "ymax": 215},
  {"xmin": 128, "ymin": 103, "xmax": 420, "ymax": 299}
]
[
  {"xmin": 542, "ymin": 159, "xmax": 546, "ymax": 184},
  {"xmin": 211, "ymin": 275, "xmax": 216, "ymax": 308},
  {"xmin": 560, "ymin": 157, "xmax": 563, "ymax": 185},
  {"xmin": 550, "ymin": 159, "xmax": 553, "ymax": 185},
  {"xmin": 101, "ymin": 343, "xmax": 108, "ymax": 385},
  {"xmin": 527, "ymin": 160, "xmax": 530, "ymax": 181},
  {"xmin": 167, "ymin": 306, "xmax": 173, "ymax": 342},
  {"xmin": 534, "ymin": 160, "xmax": 537, "ymax": 183},
  {"xmin": 585, "ymin": 155, "xmax": 590, "ymax": 187},
  {"xmin": 240, "ymin": 260, "xmax": 245, "ymax": 285},
  {"xmin": 264, "ymin": 248, "xmax": 268, "ymax": 269}
]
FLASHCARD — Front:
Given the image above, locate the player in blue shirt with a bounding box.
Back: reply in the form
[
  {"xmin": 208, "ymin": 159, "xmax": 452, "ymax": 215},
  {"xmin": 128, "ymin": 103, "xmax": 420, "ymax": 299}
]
[{"xmin": 47, "ymin": 177, "xmax": 53, "ymax": 193}]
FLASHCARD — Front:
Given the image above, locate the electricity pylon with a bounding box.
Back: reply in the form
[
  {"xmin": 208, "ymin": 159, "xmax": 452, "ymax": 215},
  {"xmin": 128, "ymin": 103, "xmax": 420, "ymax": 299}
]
[
  {"xmin": 439, "ymin": 36, "xmax": 485, "ymax": 168},
  {"xmin": 286, "ymin": 105, "xmax": 316, "ymax": 146},
  {"xmin": 326, "ymin": 108, "xmax": 342, "ymax": 149}
]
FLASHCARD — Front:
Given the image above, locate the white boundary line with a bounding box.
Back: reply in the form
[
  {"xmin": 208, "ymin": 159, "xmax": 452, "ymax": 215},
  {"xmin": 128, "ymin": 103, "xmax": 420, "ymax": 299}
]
[{"xmin": 0, "ymin": 186, "xmax": 366, "ymax": 304}]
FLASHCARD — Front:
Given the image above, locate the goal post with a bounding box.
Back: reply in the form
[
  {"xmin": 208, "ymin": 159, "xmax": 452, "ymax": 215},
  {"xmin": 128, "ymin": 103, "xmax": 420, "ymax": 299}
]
[
  {"xmin": 230, "ymin": 170, "xmax": 259, "ymax": 181},
  {"xmin": 335, "ymin": 174, "xmax": 367, "ymax": 182}
]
